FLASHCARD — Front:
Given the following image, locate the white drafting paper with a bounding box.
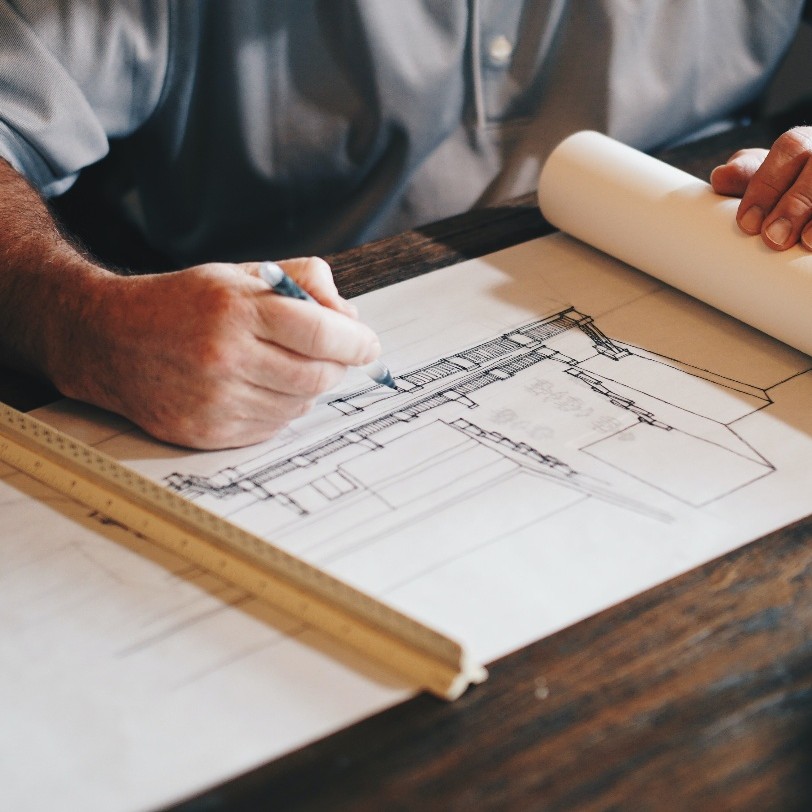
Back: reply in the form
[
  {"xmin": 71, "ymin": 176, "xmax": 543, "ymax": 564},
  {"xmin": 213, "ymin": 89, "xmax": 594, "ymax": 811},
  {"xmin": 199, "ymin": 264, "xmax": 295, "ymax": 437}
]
[
  {"xmin": 0, "ymin": 460, "xmax": 408, "ymax": 812},
  {"xmin": 4, "ymin": 138, "xmax": 812, "ymax": 811}
]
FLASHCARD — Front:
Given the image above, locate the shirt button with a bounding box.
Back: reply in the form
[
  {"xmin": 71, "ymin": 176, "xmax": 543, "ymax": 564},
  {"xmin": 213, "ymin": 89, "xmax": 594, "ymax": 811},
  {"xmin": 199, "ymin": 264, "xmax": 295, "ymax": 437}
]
[{"xmin": 487, "ymin": 34, "xmax": 513, "ymax": 67}]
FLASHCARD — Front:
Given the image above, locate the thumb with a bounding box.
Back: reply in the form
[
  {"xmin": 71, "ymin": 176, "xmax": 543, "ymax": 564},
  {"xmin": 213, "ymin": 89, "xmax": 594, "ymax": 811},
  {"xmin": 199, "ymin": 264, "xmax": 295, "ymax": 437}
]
[
  {"xmin": 277, "ymin": 256, "xmax": 359, "ymax": 319},
  {"xmin": 710, "ymin": 147, "xmax": 769, "ymax": 198}
]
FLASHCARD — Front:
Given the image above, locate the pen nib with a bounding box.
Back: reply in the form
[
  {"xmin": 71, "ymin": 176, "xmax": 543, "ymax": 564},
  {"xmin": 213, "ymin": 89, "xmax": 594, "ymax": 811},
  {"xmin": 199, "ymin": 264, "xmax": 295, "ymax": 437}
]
[{"xmin": 362, "ymin": 359, "xmax": 397, "ymax": 390}]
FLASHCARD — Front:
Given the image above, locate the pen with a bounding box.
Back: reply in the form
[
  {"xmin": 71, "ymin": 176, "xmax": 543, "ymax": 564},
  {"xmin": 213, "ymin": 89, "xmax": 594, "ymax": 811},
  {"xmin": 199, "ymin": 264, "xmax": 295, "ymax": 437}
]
[{"xmin": 258, "ymin": 261, "xmax": 397, "ymax": 390}]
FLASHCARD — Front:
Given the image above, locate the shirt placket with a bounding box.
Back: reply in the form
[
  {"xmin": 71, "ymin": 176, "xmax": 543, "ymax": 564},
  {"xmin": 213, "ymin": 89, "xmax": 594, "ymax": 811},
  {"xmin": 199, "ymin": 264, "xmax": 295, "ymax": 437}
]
[{"xmin": 470, "ymin": 0, "xmax": 566, "ymax": 129}]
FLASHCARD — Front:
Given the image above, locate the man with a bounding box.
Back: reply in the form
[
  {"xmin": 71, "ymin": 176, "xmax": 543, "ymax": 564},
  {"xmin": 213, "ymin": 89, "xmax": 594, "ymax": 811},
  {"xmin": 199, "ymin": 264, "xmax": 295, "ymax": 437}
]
[{"xmin": 0, "ymin": 1, "xmax": 808, "ymax": 448}]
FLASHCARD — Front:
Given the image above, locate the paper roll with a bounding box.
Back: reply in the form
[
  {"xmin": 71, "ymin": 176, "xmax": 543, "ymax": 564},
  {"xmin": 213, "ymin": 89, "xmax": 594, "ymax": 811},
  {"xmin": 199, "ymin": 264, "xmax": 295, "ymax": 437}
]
[{"xmin": 537, "ymin": 130, "xmax": 812, "ymax": 357}]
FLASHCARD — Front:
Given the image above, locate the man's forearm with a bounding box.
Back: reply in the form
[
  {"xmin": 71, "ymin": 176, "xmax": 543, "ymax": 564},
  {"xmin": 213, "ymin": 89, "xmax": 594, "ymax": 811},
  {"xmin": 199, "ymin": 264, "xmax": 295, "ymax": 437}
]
[
  {"xmin": 0, "ymin": 159, "xmax": 381, "ymax": 448},
  {"xmin": 0, "ymin": 159, "xmax": 112, "ymax": 386}
]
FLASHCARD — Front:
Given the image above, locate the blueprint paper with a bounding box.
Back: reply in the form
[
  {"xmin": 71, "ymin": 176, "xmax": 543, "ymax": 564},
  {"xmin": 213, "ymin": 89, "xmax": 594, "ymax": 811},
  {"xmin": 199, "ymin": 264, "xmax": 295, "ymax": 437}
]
[
  {"xmin": 4, "ymin": 150, "xmax": 812, "ymax": 810},
  {"xmin": 538, "ymin": 130, "xmax": 812, "ymax": 356}
]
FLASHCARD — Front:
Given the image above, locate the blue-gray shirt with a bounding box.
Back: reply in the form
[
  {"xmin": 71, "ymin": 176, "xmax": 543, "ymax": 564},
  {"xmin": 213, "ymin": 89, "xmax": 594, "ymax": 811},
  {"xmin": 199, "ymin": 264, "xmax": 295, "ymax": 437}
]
[{"xmin": 0, "ymin": 1, "xmax": 804, "ymax": 264}]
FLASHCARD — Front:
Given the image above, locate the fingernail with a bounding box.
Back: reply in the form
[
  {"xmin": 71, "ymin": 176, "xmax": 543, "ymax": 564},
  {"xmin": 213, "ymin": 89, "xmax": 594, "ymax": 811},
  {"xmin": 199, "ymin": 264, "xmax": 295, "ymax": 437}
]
[
  {"xmin": 739, "ymin": 206, "xmax": 763, "ymax": 233},
  {"xmin": 765, "ymin": 217, "xmax": 792, "ymax": 247},
  {"xmin": 802, "ymin": 228, "xmax": 812, "ymax": 251},
  {"xmin": 343, "ymin": 300, "xmax": 359, "ymax": 318}
]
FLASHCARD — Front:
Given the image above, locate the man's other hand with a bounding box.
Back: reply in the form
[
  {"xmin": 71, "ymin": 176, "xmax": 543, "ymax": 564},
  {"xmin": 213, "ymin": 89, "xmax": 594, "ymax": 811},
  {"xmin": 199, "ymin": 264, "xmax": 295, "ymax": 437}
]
[{"xmin": 710, "ymin": 126, "xmax": 812, "ymax": 251}]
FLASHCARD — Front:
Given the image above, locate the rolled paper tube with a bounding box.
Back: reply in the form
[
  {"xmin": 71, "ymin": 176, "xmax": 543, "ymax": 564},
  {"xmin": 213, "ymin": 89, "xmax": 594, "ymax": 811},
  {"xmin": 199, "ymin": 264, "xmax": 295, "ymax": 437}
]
[{"xmin": 537, "ymin": 130, "xmax": 812, "ymax": 357}]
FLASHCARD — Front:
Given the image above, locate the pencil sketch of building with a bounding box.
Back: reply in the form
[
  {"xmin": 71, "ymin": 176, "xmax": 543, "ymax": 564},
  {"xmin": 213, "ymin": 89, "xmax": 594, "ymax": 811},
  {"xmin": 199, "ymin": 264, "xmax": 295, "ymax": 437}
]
[{"xmin": 164, "ymin": 307, "xmax": 776, "ymax": 567}]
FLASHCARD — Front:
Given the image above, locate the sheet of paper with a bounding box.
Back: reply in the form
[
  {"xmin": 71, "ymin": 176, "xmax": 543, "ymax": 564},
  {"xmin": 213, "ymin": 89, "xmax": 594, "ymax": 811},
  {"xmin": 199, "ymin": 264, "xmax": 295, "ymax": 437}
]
[
  {"xmin": 0, "ymin": 458, "xmax": 408, "ymax": 812},
  {"xmin": 4, "ymin": 226, "xmax": 812, "ymax": 809}
]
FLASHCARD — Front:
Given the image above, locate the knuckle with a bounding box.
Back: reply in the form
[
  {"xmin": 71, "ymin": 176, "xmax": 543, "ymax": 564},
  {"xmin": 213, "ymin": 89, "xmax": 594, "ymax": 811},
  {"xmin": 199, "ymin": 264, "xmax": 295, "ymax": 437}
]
[
  {"xmin": 199, "ymin": 279, "xmax": 252, "ymax": 331},
  {"xmin": 306, "ymin": 255, "xmax": 332, "ymax": 278},
  {"xmin": 300, "ymin": 256, "xmax": 337, "ymax": 299},
  {"xmin": 783, "ymin": 188, "xmax": 812, "ymax": 218},
  {"xmin": 728, "ymin": 147, "xmax": 766, "ymax": 164},
  {"xmin": 773, "ymin": 128, "xmax": 812, "ymax": 160},
  {"xmin": 200, "ymin": 278, "xmax": 238, "ymax": 315},
  {"xmin": 284, "ymin": 256, "xmax": 333, "ymax": 287},
  {"xmin": 790, "ymin": 126, "xmax": 812, "ymax": 152},
  {"xmin": 757, "ymin": 176, "xmax": 788, "ymax": 196},
  {"xmin": 197, "ymin": 335, "xmax": 238, "ymax": 373}
]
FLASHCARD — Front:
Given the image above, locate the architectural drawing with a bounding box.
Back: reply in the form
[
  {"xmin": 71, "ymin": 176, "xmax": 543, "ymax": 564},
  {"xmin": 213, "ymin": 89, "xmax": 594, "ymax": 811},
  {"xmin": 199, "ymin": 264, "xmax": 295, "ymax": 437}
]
[
  {"xmin": 8, "ymin": 228, "xmax": 812, "ymax": 812},
  {"xmin": 164, "ymin": 306, "xmax": 781, "ymax": 571}
]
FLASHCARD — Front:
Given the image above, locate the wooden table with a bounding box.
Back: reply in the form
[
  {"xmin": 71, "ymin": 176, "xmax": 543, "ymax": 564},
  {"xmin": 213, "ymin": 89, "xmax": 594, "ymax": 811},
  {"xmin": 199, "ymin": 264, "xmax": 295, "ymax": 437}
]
[{"xmin": 5, "ymin": 111, "xmax": 812, "ymax": 811}]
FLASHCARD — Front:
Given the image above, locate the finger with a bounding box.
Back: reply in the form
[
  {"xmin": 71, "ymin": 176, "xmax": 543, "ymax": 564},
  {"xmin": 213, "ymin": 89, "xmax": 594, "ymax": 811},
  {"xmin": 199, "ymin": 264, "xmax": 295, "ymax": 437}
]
[
  {"xmin": 709, "ymin": 148, "xmax": 768, "ymax": 197},
  {"xmin": 191, "ymin": 354, "xmax": 347, "ymax": 448},
  {"xmin": 803, "ymin": 222, "xmax": 812, "ymax": 251},
  {"xmin": 131, "ymin": 371, "xmax": 319, "ymax": 450},
  {"xmin": 246, "ymin": 340, "xmax": 349, "ymax": 398},
  {"xmin": 736, "ymin": 128, "xmax": 812, "ymax": 236},
  {"xmin": 760, "ymin": 155, "xmax": 812, "ymax": 250},
  {"xmin": 254, "ymin": 293, "xmax": 381, "ymax": 366},
  {"xmin": 169, "ymin": 390, "xmax": 316, "ymax": 450},
  {"xmin": 281, "ymin": 256, "xmax": 359, "ymax": 318}
]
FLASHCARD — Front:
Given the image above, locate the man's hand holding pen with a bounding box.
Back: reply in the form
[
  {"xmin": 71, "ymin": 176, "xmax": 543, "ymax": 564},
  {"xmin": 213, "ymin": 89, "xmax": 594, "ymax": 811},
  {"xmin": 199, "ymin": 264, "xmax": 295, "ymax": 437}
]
[{"xmin": 55, "ymin": 256, "xmax": 383, "ymax": 450}]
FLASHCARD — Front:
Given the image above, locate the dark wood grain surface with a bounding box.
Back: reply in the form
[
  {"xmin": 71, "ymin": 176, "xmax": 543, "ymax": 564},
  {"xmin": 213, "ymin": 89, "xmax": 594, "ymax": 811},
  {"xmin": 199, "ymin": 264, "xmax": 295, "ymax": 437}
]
[{"xmin": 5, "ymin": 110, "xmax": 812, "ymax": 811}]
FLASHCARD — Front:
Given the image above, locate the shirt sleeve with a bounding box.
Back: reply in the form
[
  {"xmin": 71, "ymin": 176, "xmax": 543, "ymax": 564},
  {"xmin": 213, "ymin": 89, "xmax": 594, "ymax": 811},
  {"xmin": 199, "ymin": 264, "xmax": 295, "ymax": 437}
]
[{"xmin": 0, "ymin": 0, "xmax": 169, "ymax": 197}]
